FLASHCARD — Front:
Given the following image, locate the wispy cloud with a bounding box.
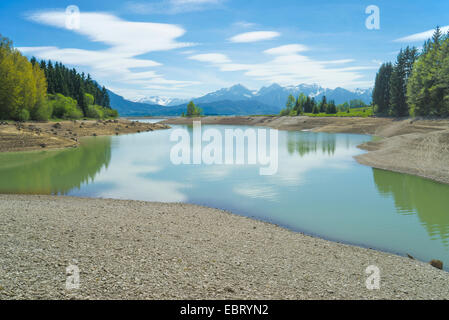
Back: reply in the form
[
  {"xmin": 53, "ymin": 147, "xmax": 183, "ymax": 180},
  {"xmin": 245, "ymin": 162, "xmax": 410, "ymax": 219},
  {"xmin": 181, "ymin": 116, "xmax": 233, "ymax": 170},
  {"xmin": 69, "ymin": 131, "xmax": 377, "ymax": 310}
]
[
  {"xmin": 20, "ymin": 10, "xmax": 197, "ymax": 98},
  {"xmin": 233, "ymin": 21, "xmax": 257, "ymax": 28},
  {"xmin": 189, "ymin": 53, "xmax": 231, "ymax": 64},
  {"xmin": 27, "ymin": 10, "xmax": 192, "ymax": 55},
  {"xmin": 229, "ymin": 31, "xmax": 280, "ymax": 43},
  {"xmin": 126, "ymin": 0, "xmax": 225, "ymax": 14},
  {"xmin": 189, "ymin": 44, "xmax": 375, "ymax": 89},
  {"xmin": 264, "ymin": 44, "xmax": 309, "ymax": 55},
  {"xmin": 394, "ymin": 25, "xmax": 449, "ymax": 43}
]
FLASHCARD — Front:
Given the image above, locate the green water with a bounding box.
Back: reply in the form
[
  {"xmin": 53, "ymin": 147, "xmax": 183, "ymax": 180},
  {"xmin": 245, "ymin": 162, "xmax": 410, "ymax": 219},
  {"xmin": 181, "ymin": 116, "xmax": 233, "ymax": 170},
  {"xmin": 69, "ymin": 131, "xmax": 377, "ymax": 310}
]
[{"xmin": 0, "ymin": 124, "xmax": 448, "ymax": 269}]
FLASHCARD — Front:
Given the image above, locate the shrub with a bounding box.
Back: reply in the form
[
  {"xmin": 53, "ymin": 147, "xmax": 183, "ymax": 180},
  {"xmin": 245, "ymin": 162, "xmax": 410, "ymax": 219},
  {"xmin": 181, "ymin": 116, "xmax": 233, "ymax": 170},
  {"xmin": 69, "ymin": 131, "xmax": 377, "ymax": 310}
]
[
  {"xmin": 31, "ymin": 102, "xmax": 53, "ymax": 121},
  {"xmin": 103, "ymin": 108, "xmax": 118, "ymax": 118},
  {"xmin": 14, "ymin": 108, "xmax": 30, "ymax": 122},
  {"xmin": 49, "ymin": 94, "xmax": 83, "ymax": 119},
  {"xmin": 86, "ymin": 105, "xmax": 104, "ymax": 119}
]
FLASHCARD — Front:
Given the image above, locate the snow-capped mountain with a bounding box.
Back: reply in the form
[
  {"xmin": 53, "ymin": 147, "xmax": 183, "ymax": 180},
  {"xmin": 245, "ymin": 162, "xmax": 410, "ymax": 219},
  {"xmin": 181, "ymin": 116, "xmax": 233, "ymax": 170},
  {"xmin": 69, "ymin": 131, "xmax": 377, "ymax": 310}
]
[
  {"xmin": 110, "ymin": 83, "xmax": 372, "ymax": 116},
  {"xmin": 193, "ymin": 84, "xmax": 255, "ymax": 104},
  {"xmin": 193, "ymin": 83, "xmax": 372, "ymax": 107},
  {"xmin": 133, "ymin": 96, "xmax": 188, "ymax": 106}
]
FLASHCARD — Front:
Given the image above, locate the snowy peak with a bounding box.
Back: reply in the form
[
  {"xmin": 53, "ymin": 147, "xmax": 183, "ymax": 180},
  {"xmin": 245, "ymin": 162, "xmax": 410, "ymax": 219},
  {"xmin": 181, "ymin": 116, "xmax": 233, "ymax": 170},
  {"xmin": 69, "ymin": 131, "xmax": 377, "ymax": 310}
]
[
  {"xmin": 194, "ymin": 84, "xmax": 254, "ymax": 104},
  {"xmin": 133, "ymin": 96, "xmax": 188, "ymax": 106}
]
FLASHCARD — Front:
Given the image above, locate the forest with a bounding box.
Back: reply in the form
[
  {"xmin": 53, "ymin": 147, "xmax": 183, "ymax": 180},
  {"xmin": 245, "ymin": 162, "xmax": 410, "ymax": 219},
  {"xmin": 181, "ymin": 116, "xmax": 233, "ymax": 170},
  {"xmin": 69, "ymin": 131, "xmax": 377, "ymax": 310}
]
[
  {"xmin": 0, "ymin": 34, "xmax": 118, "ymax": 121},
  {"xmin": 373, "ymin": 27, "xmax": 449, "ymax": 117}
]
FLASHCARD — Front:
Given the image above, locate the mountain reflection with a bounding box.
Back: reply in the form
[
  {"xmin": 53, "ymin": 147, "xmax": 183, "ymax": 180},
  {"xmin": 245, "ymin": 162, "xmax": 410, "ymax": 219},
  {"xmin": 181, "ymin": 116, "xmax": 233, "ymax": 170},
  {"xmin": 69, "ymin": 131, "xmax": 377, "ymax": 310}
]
[
  {"xmin": 372, "ymin": 168, "xmax": 449, "ymax": 246},
  {"xmin": 0, "ymin": 137, "xmax": 111, "ymax": 195}
]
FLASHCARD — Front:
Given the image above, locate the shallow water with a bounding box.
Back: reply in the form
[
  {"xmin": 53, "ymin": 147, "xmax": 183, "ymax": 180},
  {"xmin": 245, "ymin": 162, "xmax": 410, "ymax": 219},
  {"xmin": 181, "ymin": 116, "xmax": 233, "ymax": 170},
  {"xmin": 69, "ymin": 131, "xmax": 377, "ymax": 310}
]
[{"xmin": 1, "ymin": 124, "xmax": 448, "ymax": 269}]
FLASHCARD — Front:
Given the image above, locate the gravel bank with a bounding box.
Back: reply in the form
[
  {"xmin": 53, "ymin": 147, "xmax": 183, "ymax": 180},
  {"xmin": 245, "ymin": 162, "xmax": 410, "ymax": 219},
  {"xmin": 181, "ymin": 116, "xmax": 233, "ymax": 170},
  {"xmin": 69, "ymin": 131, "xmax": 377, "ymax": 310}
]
[{"xmin": 1, "ymin": 194, "xmax": 448, "ymax": 300}]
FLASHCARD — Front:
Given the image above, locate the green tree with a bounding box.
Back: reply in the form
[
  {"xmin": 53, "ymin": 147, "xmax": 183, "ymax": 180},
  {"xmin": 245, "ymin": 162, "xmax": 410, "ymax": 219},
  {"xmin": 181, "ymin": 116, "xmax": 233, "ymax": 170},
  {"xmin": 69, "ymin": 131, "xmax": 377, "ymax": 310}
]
[
  {"xmin": 186, "ymin": 101, "xmax": 201, "ymax": 117},
  {"xmin": 295, "ymin": 93, "xmax": 306, "ymax": 114},
  {"xmin": 286, "ymin": 94, "xmax": 295, "ymax": 112},
  {"xmin": 303, "ymin": 96, "xmax": 313, "ymax": 113},
  {"xmin": 390, "ymin": 47, "xmax": 418, "ymax": 116},
  {"xmin": 408, "ymin": 27, "xmax": 449, "ymax": 117},
  {"xmin": 326, "ymin": 100, "xmax": 337, "ymax": 114},
  {"xmin": 319, "ymin": 96, "xmax": 327, "ymax": 113},
  {"xmin": 373, "ymin": 62, "xmax": 393, "ymax": 114},
  {"xmin": 0, "ymin": 34, "xmax": 48, "ymax": 121}
]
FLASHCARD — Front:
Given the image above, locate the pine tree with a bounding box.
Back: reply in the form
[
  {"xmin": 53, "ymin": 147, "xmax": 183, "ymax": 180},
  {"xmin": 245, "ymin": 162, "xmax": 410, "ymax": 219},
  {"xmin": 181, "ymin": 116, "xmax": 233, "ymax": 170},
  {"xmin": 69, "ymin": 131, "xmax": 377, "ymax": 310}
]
[
  {"xmin": 319, "ymin": 96, "xmax": 327, "ymax": 113},
  {"xmin": 390, "ymin": 47, "xmax": 418, "ymax": 117},
  {"xmin": 373, "ymin": 62, "xmax": 393, "ymax": 114}
]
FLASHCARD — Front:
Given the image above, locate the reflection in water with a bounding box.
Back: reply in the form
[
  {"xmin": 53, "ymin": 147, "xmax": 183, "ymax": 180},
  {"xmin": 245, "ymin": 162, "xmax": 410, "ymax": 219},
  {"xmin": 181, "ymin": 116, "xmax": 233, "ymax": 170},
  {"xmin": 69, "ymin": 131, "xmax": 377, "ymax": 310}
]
[
  {"xmin": 0, "ymin": 137, "xmax": 111, "ymax": 195},
  {"xmin": 287, "ymin": 131, "xmax": 336, "ymax": 156},
  {"xmin": 373, "ymin": 168, "xmax": 449, "ymax": 246}
]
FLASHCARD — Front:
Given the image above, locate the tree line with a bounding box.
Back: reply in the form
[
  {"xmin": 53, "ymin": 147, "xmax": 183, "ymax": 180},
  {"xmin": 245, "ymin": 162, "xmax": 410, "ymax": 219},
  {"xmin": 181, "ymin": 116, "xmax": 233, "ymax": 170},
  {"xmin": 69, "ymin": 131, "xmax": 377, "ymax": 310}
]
[
  {"xmin": 280, "ymin": 93, "xmax": 368, "ymax": 116},
  {"xmin": 373, "ymin": 27, "xmax": 449, "ymax": 117},
  {"xmin": 0, "ymin": 34, "xmax": 117, "ymax": 121},
  {"xmin": 34, "ymin": 59, "xmax": 111, "ymax": 113}
]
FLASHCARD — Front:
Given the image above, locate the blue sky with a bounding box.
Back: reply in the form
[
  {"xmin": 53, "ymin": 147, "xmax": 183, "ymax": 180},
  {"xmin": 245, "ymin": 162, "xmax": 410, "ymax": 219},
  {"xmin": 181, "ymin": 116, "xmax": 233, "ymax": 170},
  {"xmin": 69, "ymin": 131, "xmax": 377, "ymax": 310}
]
[{"xmin": 1, "ymin": 0, "xmax": 448, "ymax": 100}]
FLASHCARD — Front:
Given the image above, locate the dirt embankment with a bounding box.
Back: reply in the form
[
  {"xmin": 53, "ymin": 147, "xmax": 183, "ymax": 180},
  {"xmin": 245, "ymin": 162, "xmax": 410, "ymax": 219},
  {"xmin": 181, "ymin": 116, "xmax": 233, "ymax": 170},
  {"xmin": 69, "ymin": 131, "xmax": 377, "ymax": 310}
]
[
  {"xmin": 0, "ymin": 119, "xmax": 170, "ymax": 153},
  {"xmin": 164, "ymin": 116, "xmax": 449, "ymax": 184}
]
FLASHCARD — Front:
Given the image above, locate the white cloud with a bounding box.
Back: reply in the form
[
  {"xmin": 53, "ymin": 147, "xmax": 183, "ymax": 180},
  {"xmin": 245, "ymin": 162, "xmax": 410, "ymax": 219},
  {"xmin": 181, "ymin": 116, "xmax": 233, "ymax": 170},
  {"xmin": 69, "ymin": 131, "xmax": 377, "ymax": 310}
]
[
  {"xmin": 189, "ymin": 53, "xmax": 231, "ymax": 64},
  {"xmin": 233, "ymin": 21, "xmax": 257, "ymax": 28},
  {"xmin": 229, "ymin": 31, "xmax": 280, "ymax": 43},
  {"xmin": 27, "ymin": 11, "xmax": 192, "ymax": 55},
  {"xmin": 21, "ymin": 10, "xmax": 198, "ymax": 99},
  {"xmin": 394, "ymin": 26, "xmax": 449, "ymax": 43},
  {"xmin": 264, "ymin": 44, "xmax": 309, "ymax": 55},
  {"xmin": 190, "ymin": 44, "xmax": 375, "ymax": 89}
]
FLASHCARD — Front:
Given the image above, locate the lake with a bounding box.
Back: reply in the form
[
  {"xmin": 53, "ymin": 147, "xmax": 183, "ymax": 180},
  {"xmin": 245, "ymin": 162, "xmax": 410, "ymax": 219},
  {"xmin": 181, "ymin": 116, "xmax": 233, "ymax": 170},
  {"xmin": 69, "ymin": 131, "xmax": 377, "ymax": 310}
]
[{"xmin": 1, "ymin": 123, "xmax": 448, "ymax": 269}]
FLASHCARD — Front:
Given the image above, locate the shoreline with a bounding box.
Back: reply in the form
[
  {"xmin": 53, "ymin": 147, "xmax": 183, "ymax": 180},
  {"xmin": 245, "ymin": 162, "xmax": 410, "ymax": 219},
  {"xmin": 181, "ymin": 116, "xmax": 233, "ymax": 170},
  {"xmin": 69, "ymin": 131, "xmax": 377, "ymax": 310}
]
[
  {"xmin": 163, "ymin": 116, "xmax": 449, "ymax": 185},
  {"xmin": 0, "ymin": 119, "xmax": 170, "ymax": 153},
  {"xmin": 1, "ymin": 194, "xmax": 449, "ymax": 300}
]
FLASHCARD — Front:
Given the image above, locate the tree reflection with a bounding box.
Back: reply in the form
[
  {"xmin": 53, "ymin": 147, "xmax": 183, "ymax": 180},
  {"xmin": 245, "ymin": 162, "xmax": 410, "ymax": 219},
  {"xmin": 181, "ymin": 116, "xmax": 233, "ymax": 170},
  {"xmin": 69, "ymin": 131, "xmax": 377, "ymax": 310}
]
[
  {"xmin": 372, "ymin": 168, "xmax": 449, "ymax": 246},
  {"xmin": 0, "ymin": 137, "xmax": 111, "ymax": 195},
  {"xmin": 287, "ymin": 132, "xmax": 336, "ymax": 156}
]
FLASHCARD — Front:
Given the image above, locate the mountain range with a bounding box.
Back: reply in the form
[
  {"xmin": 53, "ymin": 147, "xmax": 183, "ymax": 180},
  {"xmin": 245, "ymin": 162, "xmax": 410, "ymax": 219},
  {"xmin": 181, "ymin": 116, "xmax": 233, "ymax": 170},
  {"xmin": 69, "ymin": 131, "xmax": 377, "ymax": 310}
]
[{"xmin": 108, "ymin": 84, "xmax": 372, "ymax": 117}]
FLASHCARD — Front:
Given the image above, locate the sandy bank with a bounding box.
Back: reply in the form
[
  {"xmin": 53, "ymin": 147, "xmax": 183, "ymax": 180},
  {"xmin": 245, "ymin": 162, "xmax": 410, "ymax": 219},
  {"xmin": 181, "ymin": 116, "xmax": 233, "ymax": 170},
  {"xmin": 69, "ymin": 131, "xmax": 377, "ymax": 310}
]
[
  {"xmin": 163, "ymin": 116, "xmax": 449, "ymax": 184},
  {"xmin": 1, "ymin": 194, "xmax": 448, "ymax": 300},
  {"xmin": 0, "ymin": 119, "xmax": 170, "ymax": 153}
]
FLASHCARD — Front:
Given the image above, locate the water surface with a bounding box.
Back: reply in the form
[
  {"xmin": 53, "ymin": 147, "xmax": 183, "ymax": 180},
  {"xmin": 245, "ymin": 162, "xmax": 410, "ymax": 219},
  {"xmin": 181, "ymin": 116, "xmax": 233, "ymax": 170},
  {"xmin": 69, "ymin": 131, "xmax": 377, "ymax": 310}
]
[{"xmin": 1, "ymin": 124, "xmax": 448, "ymax": 269}]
